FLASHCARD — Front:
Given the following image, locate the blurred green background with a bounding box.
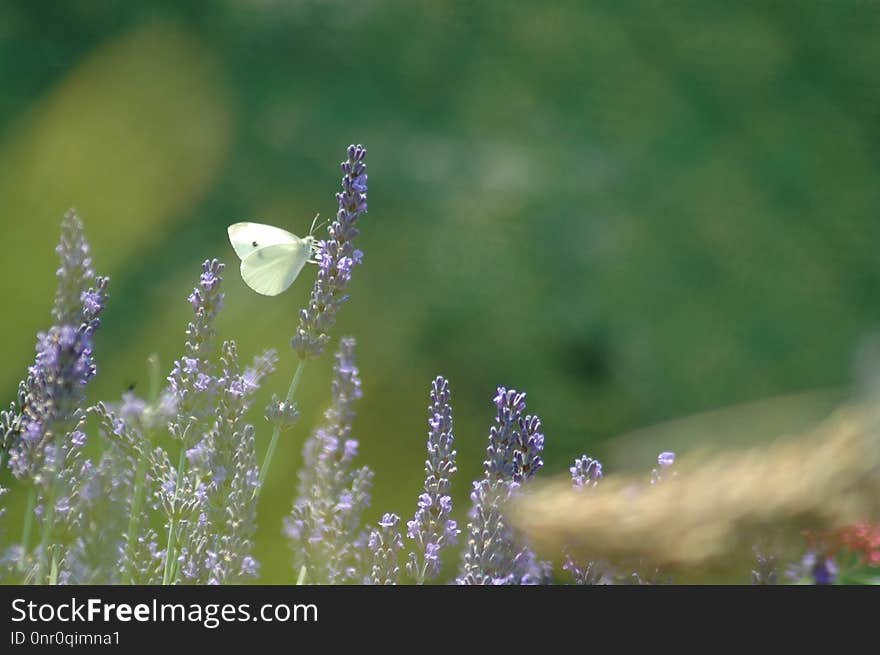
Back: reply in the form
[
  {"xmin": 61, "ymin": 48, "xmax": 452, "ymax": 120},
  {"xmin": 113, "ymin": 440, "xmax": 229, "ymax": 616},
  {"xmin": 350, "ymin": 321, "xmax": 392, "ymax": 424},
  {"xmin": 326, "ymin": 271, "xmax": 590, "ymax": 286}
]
[{"xmin": 2, "ymin": 1, "xmax": 879, "ymax": 582}]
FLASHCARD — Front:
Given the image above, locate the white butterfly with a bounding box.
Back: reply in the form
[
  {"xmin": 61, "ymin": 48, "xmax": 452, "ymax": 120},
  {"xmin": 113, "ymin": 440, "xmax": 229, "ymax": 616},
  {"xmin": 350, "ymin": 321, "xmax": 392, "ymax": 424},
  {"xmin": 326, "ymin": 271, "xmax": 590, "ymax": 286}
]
[{"xmin": 227, "ymin": 215, "xmax": 321, "ymax": 296}]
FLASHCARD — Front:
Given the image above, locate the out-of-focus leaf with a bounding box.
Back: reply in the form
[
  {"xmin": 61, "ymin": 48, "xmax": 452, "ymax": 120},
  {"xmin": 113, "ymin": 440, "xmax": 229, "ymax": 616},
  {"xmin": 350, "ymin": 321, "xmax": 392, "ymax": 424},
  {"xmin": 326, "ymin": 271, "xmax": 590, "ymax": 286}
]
[{"xmin": 0, "ymin": 22, "xmax": 233, "ymax": 381}]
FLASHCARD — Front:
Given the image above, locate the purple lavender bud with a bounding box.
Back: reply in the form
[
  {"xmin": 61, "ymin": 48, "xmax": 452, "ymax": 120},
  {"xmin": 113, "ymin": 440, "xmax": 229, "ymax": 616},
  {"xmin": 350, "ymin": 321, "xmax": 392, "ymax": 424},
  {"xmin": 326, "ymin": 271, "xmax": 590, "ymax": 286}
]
[
  {"xmin": 811, "ymin": 555, "xmax": 837, "ymax": 585},
  {"xmin": 570, "ymin": 455, "xmax": 603, "ymax": 489},
  {"xmin": 80, "ymin": 290, "xmax": 103, "ymax": 317},
  {"xmin": 186, "ymin": 439, "xmax": 213, "ymax": 471},
  {"xmin": 369, "ymin": 513, "xmax": 403, "ymax": 585},
  {"xmin": 291, "ymin": 145, "xmax": 368, "ymax": 359},
  {"xmin": 651, "ymin": 450, "xmax": 677, "ymax": 485},
  {"xmin": 787, "ymin": 551, "xmax": 837, "ymax": 585},
  {"xmin": 406, "ymin": 376, "xmax": 460, "ymax": 583},
  {"xmin": 240, "ymin": 555, "xmax": 259, "ymax": 578}
]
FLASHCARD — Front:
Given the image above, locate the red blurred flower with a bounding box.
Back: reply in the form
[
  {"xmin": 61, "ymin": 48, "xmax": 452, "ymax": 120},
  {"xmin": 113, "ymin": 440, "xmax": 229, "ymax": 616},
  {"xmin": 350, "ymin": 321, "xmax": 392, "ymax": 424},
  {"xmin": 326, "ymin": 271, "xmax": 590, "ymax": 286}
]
[{"xmin": 837, "ymin": 522, "xmax": 880, "ymax": 566}]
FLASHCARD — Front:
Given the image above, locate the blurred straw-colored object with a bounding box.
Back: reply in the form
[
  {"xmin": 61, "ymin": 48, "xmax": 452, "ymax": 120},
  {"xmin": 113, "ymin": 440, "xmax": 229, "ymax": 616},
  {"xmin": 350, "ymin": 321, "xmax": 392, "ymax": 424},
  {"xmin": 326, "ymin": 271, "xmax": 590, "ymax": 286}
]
[{"xmin": 509, "ymin": 404, "xmax": 880, "ymax": 568}]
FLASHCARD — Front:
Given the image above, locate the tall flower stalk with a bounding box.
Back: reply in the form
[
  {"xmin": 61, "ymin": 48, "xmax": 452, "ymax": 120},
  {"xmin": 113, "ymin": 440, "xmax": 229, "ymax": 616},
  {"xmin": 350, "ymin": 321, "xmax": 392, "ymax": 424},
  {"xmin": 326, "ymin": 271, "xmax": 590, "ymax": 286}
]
[
  {"xmin": 406, "ymin": 376, "xmax": 459, "ymax": 583},
  {"xmin": 259, "ymin": 144, "xmax": 368, "ymax": 494},
  {"xmin": 161, "ymin": 259, "xmax": 225, "ymax": 584},
  {"xmin": 285, "ymin": 338, "xmax": 373, "ymax": 584},
  {"xmin": 458, "ymin": 387, "xmax": 548, "ymax": 585},
  {"xmin": 2, "ymin": 210, "xmax": 109, "ymax": 583},
  {"xmin": 562, "ymin": 456, "xmax": 604, "ymax": 584},
  {"xmin": 626, "ymin": 451, "xmax": 677, "ymax": 584},
  {"xmin": 369, "ymin": 513, "xmax": 403, "ymax": 585},
  {"xmin": 90, "ymin": 372, "xmax": 173, "ymax": 584}
]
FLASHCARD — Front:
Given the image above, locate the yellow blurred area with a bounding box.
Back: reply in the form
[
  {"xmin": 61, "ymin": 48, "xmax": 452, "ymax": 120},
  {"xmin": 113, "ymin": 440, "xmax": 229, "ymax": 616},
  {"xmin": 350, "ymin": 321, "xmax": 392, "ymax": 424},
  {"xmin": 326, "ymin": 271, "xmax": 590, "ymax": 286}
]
[{"xmin": 0, "ymin": 22, "xmax": 233, "ymax": 378}]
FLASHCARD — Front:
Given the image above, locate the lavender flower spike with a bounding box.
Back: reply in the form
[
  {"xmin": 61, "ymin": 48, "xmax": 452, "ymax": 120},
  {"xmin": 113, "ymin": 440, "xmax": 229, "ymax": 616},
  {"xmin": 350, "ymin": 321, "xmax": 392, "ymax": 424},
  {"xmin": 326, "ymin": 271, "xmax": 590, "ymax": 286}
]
[
  {"xmin": 369, "ymin": 513, "xmax": 403, "ymax": 585},
  {"xmin": 292, "ymin": 145, "xmax": 368, "ymax": 359},
  {"xmin": 563, "ymin": 455, "xmax": 605, "ymax": 585},
  {"xmin": 53, "ymin": 209, "xmax": 99, "ymax": 326},
  {"xmin": 406, "ymin": 376, "xmax": 459, "ymax": 583},
  {"xmin": 285, "ymin": 338, "xmax": 374, "ymax": 584},
  {"xmin": 0, "ymin": 211, "xmax": 108, "ymax": 582},
  {"xmin": 6, "ymin": 211, "xmax": 110, "ymax": 482},
  {"xmin": 458, "ymin": 387, "xmax": 548, "ymax": 585},
  {"xmin": 167, "ymin": 259, "xmax": 225, "ymax": 438}
]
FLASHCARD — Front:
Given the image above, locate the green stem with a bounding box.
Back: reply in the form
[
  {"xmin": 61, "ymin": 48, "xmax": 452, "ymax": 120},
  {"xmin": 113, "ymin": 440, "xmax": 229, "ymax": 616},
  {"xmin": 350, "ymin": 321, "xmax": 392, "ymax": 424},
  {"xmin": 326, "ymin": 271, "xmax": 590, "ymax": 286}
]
[
  {"xmin": 35, "ymin": 491, "xmax": 56, "ymax": 584},
  {"xmin": 162, "ymin": 448, "xmax": 187, "ymax": 585},
  {"xmin": 257, "ymin": 358, "xmax": 306, "ymax": 494},
  {"xmin": 125, "ymin": 353, "xmax": 160, "ymax": 585},
  {"xmin": 48, "ymin": 550, "xmax": 59, "ymax": 586},
  {"xmin": 124, "ymin": 449, "xmax": 150, "ymax": 584},
  {"xmin": 19, "ymin": 486, "xmax": 36, "ymax": 573},
  {"xmin": 34, "ymin": 434, "xmax": 64, "ymax": 584}
]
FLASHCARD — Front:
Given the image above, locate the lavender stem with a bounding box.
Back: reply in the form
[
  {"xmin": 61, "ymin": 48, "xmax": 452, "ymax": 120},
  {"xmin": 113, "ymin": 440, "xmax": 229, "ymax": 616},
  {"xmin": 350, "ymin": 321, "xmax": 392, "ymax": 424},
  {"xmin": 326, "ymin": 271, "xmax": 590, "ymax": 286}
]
[
  {"xmin": 48, "ymin": 550, "xmax": 59, "ymax": 585},
  {"xmin": 124, "ymin": 355, "xmax": 161, "ymax": 584},
  {"xmin": 257, "ymin": 358, "xmax": 306, "ymax": 494},
  {"xmin": 34, "ymin": 431, "xmax": 65, "ymax": 584},
  {"xmin": 162, "ymin": 448, "xmax": 187, "ymax": 585},
  {"xmin": 19, "ymin": 486, "xmax": 35, "ymax": 572}
]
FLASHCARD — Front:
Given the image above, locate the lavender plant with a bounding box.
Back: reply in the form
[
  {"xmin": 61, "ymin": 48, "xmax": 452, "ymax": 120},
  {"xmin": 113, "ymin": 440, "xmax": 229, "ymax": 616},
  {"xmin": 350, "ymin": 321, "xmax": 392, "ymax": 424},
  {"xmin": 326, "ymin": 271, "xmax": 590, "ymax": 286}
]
[
  {"xmin": 70, "ymin": 259, "xmax": 275, "ymax": 586},
  {"xmin": 0, "ymin": 147, "xmax": 857, "ymax": 588},
  {"xmin": 562, "ymin": 456, "xmax": 605, "ymax": 585},
  {"xmin": 259, "ymin": 144, "xmax": 368, "ymax": 491},
  {"xmin": 90, "ymin": 398, "xmax": 165, "ymax": 584},
  {"xmin": 285, "ymin": 337, "xmax": 373, "ymax": 584},
  {"xmin": 1, "ymin": 210, "xmax": 109, "ymax": 583},
  {"xmin": 159, "ymin": 259, "xmax": 228, "ymax": 584},
  {"xmin": 457, "ymin": 387, "xmax": 550, "ymax": 585},
  {"xmin": 292, "ymin": 144, "xmax": 368, "ymax": 360},
  {"xmin": 369, "ymin": 513, "xmax": 404, "ymax": 585},
  {"xmin": 406, "ymin": 376, "xmax": 459, "ymax": 583},
  {"xmin": 158, "ymin": 260, "xmax": 275, "ymax": 585}
]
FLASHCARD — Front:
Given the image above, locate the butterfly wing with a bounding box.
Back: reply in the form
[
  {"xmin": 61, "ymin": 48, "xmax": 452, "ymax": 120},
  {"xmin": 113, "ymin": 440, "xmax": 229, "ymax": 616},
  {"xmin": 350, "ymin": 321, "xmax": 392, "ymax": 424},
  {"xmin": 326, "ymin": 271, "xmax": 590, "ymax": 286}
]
[
  {"xmin": 228, "ymin": 222, "xmax": 300, "ymax": 260},
  {"xmin": 239, "ymin": 242, "xmax": 310, "ymax": 296}
]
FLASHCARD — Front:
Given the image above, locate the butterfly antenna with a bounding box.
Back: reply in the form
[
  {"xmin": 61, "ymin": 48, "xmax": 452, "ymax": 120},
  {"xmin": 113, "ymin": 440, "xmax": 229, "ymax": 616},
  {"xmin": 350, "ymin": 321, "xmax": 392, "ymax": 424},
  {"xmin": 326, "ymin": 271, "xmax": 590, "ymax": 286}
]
[{"xmin": 309, "ymin": 213, "xmax": 321, "ymax": 236}]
